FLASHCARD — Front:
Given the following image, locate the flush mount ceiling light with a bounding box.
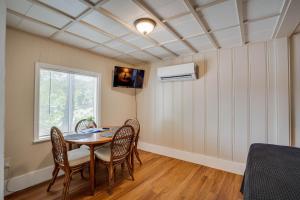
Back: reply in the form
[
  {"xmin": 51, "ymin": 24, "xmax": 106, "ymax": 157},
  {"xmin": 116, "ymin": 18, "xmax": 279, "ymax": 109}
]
[{"xmin": 134, "ymin": 18, "xmax": 156, "ymax": 35}]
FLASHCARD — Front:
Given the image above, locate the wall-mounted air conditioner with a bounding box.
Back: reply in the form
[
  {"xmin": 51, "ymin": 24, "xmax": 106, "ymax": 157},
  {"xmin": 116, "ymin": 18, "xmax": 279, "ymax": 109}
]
[{"xmin": 157, "ymin": 62, "xmax": 197, "ymax": 82}]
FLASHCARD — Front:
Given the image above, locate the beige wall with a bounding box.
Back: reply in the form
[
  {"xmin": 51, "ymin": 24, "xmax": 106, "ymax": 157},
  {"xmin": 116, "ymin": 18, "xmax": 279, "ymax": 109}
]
[
  {"xmin": 1, "ymin": 0, "xmax": 6, "ymax": 197},
  {"xmin": 138, "ymin": 38, "xmax": 290, "ymax": 163},
  {"xmin": 5, "ymin": 28, "xmax": 146, "ymax": 178},
  {"xmin": 291, "ymin": 33, "xmax": 300, "ymax": 147}
]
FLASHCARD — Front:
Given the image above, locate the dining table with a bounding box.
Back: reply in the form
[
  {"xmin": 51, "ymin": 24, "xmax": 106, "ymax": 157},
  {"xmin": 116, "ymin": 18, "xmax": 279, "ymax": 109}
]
[{"xmin": 63, "ymin": 128, "xmax": 116, "ymax": 195}]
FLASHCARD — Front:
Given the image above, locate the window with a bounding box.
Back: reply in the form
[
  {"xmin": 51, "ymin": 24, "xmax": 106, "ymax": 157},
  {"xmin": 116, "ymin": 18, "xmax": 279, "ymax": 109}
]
[{"xmin": 34, "ymin": 63, "xmax": 100, "ymax": 142}]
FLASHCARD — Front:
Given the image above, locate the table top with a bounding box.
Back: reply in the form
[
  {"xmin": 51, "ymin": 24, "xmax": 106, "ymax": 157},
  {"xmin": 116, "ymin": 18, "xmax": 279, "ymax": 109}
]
[{"xmin": 64, "ymin": 130, "xmax": 114, "ymax": 145}]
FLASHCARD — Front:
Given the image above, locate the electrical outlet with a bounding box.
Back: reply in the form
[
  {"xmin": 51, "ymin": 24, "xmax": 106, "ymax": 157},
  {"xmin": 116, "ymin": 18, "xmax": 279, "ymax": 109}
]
[{"xmin": 4, "ymin": 157, "xmax": 11, "ymax": 169}]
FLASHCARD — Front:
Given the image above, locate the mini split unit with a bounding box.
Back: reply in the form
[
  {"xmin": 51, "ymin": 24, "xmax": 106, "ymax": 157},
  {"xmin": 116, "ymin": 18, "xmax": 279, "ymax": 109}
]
[{"xmin": 157, "ymin": 62, "xmax": 198, "ymax": 82}]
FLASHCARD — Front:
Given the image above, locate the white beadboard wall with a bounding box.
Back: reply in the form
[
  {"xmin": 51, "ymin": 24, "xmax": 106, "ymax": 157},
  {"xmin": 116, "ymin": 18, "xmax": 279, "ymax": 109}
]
[
  {"xmin": 292, "ymin": 33, "xmax": 300, "ymax": 147},
  {"xmin": 137, "ymin": 38, "xmax": 290, "ymax": 163}
]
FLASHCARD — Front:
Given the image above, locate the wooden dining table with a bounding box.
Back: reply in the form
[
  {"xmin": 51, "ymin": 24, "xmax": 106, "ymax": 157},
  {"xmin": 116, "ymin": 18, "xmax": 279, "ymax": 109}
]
[{"xmin": 63, "ymin": 130, "xmax": 114, "ymax": 195}]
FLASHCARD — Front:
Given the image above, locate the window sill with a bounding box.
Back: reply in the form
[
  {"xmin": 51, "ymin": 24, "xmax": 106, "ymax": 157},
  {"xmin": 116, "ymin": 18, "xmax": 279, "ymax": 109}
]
[{"xmin": 33, "ymin": 136, "xmax": 50, "ymax": 144}]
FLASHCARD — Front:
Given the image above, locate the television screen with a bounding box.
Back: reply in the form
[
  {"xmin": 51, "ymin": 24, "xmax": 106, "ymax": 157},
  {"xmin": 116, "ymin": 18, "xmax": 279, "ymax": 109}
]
[{"xmin": 112, "ymin": 66, "xmax": 145, "ymax": 88}]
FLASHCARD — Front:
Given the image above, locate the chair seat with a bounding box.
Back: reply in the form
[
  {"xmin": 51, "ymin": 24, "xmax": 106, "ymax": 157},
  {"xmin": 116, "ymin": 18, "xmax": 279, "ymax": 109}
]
[
  {"xmin": 95, "ymin": 146, "xmax": 111, "ymax": 162},
  {"xmin": 68, "ymin": 148, "xmax": 90, "ymax": 167},
  {"xmin": 80, "ymin": 142, "xmax": 111, "ymax": 151}
]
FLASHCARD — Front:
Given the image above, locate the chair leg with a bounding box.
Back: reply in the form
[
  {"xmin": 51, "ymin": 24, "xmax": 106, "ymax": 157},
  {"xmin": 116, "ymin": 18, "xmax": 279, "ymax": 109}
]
[
  {"xmin": 108, "ymin": 164, "xmax": 114, "ymax": 194},
  {"xmin": 126, "ymin": 158, "xmax": 134, "ymax": 181},
  {"xmin": 134, "ymin": 147, "xmax": 142, "ymax": 165},
  {"xmin": 80, "ymin": 169, "xmax": 85, "ymax": 179},
  {"xmin": 47, "ymin": 165, "xmax": 59, "ymax": 192},
  {"xmin": 131, "ymin": 150, "xmax": 135, "ymax": 174},
  {"xmin": 62, "ymin": 173, "xmax": 71, "ymax": 200},
  {"xmin": 121, "ymin": 163, "xmax": 125, "ymax": 174}
]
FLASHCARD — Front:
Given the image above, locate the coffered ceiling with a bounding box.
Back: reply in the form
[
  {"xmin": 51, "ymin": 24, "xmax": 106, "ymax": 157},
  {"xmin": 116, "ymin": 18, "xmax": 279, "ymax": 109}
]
[{"xmin": 5, "ymin": 0, "xmax": 293, "ymax": 65}]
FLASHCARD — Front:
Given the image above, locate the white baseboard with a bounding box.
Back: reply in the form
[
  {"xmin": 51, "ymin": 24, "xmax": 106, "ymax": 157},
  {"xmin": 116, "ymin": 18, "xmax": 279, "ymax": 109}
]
[
  {"xmin": 4, "ymin": 165, "xmax": 64, "ymax": 196},
  {"xmin": 138, "ymin": 142, "xmax": 246, "ymax": 175}
]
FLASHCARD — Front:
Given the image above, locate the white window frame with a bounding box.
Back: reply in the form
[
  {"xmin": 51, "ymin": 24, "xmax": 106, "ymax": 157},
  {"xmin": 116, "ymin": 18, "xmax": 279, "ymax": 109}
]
[{"xmin": 34, "ymin": 62, "xmax": 101, "ymax": 143}]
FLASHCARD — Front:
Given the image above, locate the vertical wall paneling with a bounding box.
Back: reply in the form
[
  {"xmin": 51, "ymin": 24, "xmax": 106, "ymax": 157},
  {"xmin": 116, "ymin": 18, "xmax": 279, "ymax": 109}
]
[
  {"xmin": 292, "ymin": 34, "xmax": 300, "ymax": 147},
  {"xmin": 275, "ymin": 38, "xmax": 290, "ymax": 145},
  {"xmin": 267, "ymin": 41, "xmax": 278, "ymax": 144},
  {"xmin": 192, "ymin": 55, "xmax": 205, "ymax": 153},
  {"xmin": 219, "ymin": 49, "xmax": 233, "ymax": 160},
  {"xmin": 233, "ymin": 46, "xmax": 249, "ymax": 162},
  {"xmin": 204, "ymin": 51, "xmax": 219, "ymax": 156},
  {"xmin": 249, "ymin": 43, "xmax": 268, "ymax": 144},
  {"xmin": 140, "ymin": 38, "xmax": 290, "ymax": 163},
  {"xmin": 173, "ymin": 81, "xmax": 184, "ymax": 149},
  {"xmin": 162, "ymin": 81, "xmax": 173, "ymax": 147},
  {"xmin": 155, "ymin": 69, "xmax": 164, "ymax": 145},
  {"xmin": 183, "ymin": 80, "xmax": 193, "ymax": 152}
]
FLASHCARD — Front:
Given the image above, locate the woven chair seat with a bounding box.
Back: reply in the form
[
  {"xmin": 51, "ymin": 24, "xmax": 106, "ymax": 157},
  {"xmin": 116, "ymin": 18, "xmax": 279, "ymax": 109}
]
[
  {"xmin": 95, "ymin": 146, "xmax": 111, "ymax": 162},
  {"xmin": 68, "ymin": 148, "xmax": 90, "ymax": 167},
  {"xmin": 80, "ymin": 143, "xmax": 111, "ymax": 151}
]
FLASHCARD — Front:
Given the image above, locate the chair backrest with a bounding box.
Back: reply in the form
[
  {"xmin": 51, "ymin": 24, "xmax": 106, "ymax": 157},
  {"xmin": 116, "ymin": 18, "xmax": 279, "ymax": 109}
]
[
  {"xmin": 75, "ymin": 119, "xmax": 97, "ymax": 132},
  {"xmin": 50, "ymin": 127, "xmax": 69, "ymax": 168},
  {"xmin": 124, "ymin": 119, "xmax": 140, "ymax": 143},
  {"xmin": 111, "ymin": 125, "xmax": 135, "ymax": 162}
]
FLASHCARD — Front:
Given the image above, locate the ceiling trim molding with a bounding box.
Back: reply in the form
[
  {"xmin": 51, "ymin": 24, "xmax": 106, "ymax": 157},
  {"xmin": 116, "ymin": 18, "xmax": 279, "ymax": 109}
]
[
  {"xmin": 184, "ymin": 0, "xmax": 220, "ymax": 49},
  {"xmin": 235, "ymin": 0, "xmax": 246, "ymax": 44}
]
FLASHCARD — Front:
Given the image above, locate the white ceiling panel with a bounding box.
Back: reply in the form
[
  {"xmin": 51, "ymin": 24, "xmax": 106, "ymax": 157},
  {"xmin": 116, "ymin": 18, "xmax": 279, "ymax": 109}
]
[
  {"xmin": 248, "ymin": 30, "xmax": 273, "ymax": 43},
  {"xmin": 82, "ymin": 11, "xmax": 129, "ymax": 37},
  {"xmin": 213, "ymin": 26, "xmax": 241, "ymax": 48},
  {"xmin": 129, "ymin": 51, "xmax": 158, "ymax": 62},
  {"xmin": 67, "ymin": 23, "xmax": 111, "ymax": 44},
  {"xmin": 148, "ymin": 26, "xmax": 177, "ymax": 44},
  {"xmin": 192, "ymin": 0, "xmax": 216, "ymax": 7},
  {"xmin": 105, "ymin": 40, "xmax": 137, "ymax": 54},
  {"xmin": 201, "ymin": 0, "xmax": 238, "ymax": 30},
  {"xmin": 247, "ymin": 16, "xmax": 279, "ymax": 42},
  {"xmin": 26, "ymin": 4, "xmax": 71, "ymax": 28},
  {"xmin": 168, "ymin": 14, "xmax": 204, "ymax": 38},
  {"xmin": 38, "ymin": 0, "xmax": 88, "ymax": 18},
  {"xmin": 18, "ymin": 19, "xmax": 58, "ymax": 37},
  {"xmin": 143, "ymin": 0, "xmax": 189, "ymax": 19},
  {"xmin": 91, "ymin": 46, "xmax": 122, "ymax": 57},
  {"xmin": 145, "ymin": 46, "xmax": 173, "ymax": 58},
  {"xmin": 244, "ymin": 0, "xmax": 284, "ymax": 20},
  {"xmin": 53, "ymin": 32, "xmax": 97, "ymax": 49},
  {"xmin": 121, "ymin": 33, "xmax": 154, "ymax": 49},
  {"xmin": 5, "ymin": 0, "xmax": 32, "ymax": 15},
  {"xmin": 6, "ymin": 13, "xmax": 22, "ymax": 28},
  {"xmin": 186, "ymin": 35, "xmax": 214, "ymax": 51},
  {"xmin": 164, "ymin": 41, "xmax": 194, "ymax": 55},
  {"xmin": 101, "ymin": 0, "xmax": 151, "ymax": 25}
]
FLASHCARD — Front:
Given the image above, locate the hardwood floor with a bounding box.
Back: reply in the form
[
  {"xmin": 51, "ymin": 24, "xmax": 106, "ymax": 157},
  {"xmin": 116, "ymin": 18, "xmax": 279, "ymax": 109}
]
[{"xmin": 5, "ymin": 150, "xmax": 243, "ymax": 200}]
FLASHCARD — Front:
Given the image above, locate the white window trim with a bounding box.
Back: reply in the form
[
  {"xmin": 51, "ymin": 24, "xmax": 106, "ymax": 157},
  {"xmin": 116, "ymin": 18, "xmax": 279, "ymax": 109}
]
[{"xmin": 33, "ymin": 62, "xmax": 101, "ymax": 143}]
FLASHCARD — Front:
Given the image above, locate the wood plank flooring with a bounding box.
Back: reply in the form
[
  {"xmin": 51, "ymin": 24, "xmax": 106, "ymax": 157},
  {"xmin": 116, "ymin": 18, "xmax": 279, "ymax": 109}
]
[{"xmin": 5, "ymin": 150, "xmax": 243, "ymax": 200}]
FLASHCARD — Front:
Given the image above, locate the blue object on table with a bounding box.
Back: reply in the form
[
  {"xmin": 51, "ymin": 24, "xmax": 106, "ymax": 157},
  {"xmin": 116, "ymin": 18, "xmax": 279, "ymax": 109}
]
[{"xmin": 79, "ymin": 128, "xmax": 102, "ymax": 134}]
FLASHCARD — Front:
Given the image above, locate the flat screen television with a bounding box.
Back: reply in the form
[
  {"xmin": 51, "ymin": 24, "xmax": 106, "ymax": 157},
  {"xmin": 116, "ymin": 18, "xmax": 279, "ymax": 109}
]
[{"xmin": 112, "ymin": 66, "xmax": 145, "ymax": 88}]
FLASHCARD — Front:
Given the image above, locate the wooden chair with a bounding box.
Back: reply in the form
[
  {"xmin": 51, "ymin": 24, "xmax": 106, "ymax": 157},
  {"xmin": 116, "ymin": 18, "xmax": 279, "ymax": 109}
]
[
  {"xmin": 124, "ymin": 119, "xmax": 142, "ymax": 170},
  {"xmin": 47, "ymin": 127, "xmax": 90, "ymax": 200},
  {"xmin": 94, "ymin": 125, "xmax": 135, "ymax": 194},
  {"xmin": 75, "ymin": 119, "xmax": 97, "ymax": 132},
  {"xmin": 75, "ymin": 119, "xmax": 97, "ymax": 150}
]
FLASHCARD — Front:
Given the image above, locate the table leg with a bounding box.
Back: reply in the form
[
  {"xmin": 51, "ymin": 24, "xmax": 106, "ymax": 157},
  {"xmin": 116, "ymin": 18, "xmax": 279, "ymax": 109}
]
[{"xmin": 89, "ymin": 145, "xmax": 95, "ymax": 195}]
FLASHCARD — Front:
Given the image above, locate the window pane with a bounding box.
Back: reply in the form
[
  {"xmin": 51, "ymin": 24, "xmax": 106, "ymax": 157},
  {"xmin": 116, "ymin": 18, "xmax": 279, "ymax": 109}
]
[
  {"xmin": 72, "ymin": 74, "xmax": 97, "ymax": 129},
  {"xmin": 39, "ymin": 69, "xmax": 69, "ymax": 136}
]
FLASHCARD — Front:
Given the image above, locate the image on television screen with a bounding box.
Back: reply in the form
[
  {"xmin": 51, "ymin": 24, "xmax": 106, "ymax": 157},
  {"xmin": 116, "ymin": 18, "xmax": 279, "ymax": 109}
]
[{"xmin": 113, "ymin": 66, "xmax": 145, "ymax": 88}]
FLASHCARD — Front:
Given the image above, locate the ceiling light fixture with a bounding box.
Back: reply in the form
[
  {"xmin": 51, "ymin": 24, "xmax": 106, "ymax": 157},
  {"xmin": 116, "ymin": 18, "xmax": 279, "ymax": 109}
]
[{"xmin": 134, "ymin": 18, "xmax": 156, "ymax": 35}]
